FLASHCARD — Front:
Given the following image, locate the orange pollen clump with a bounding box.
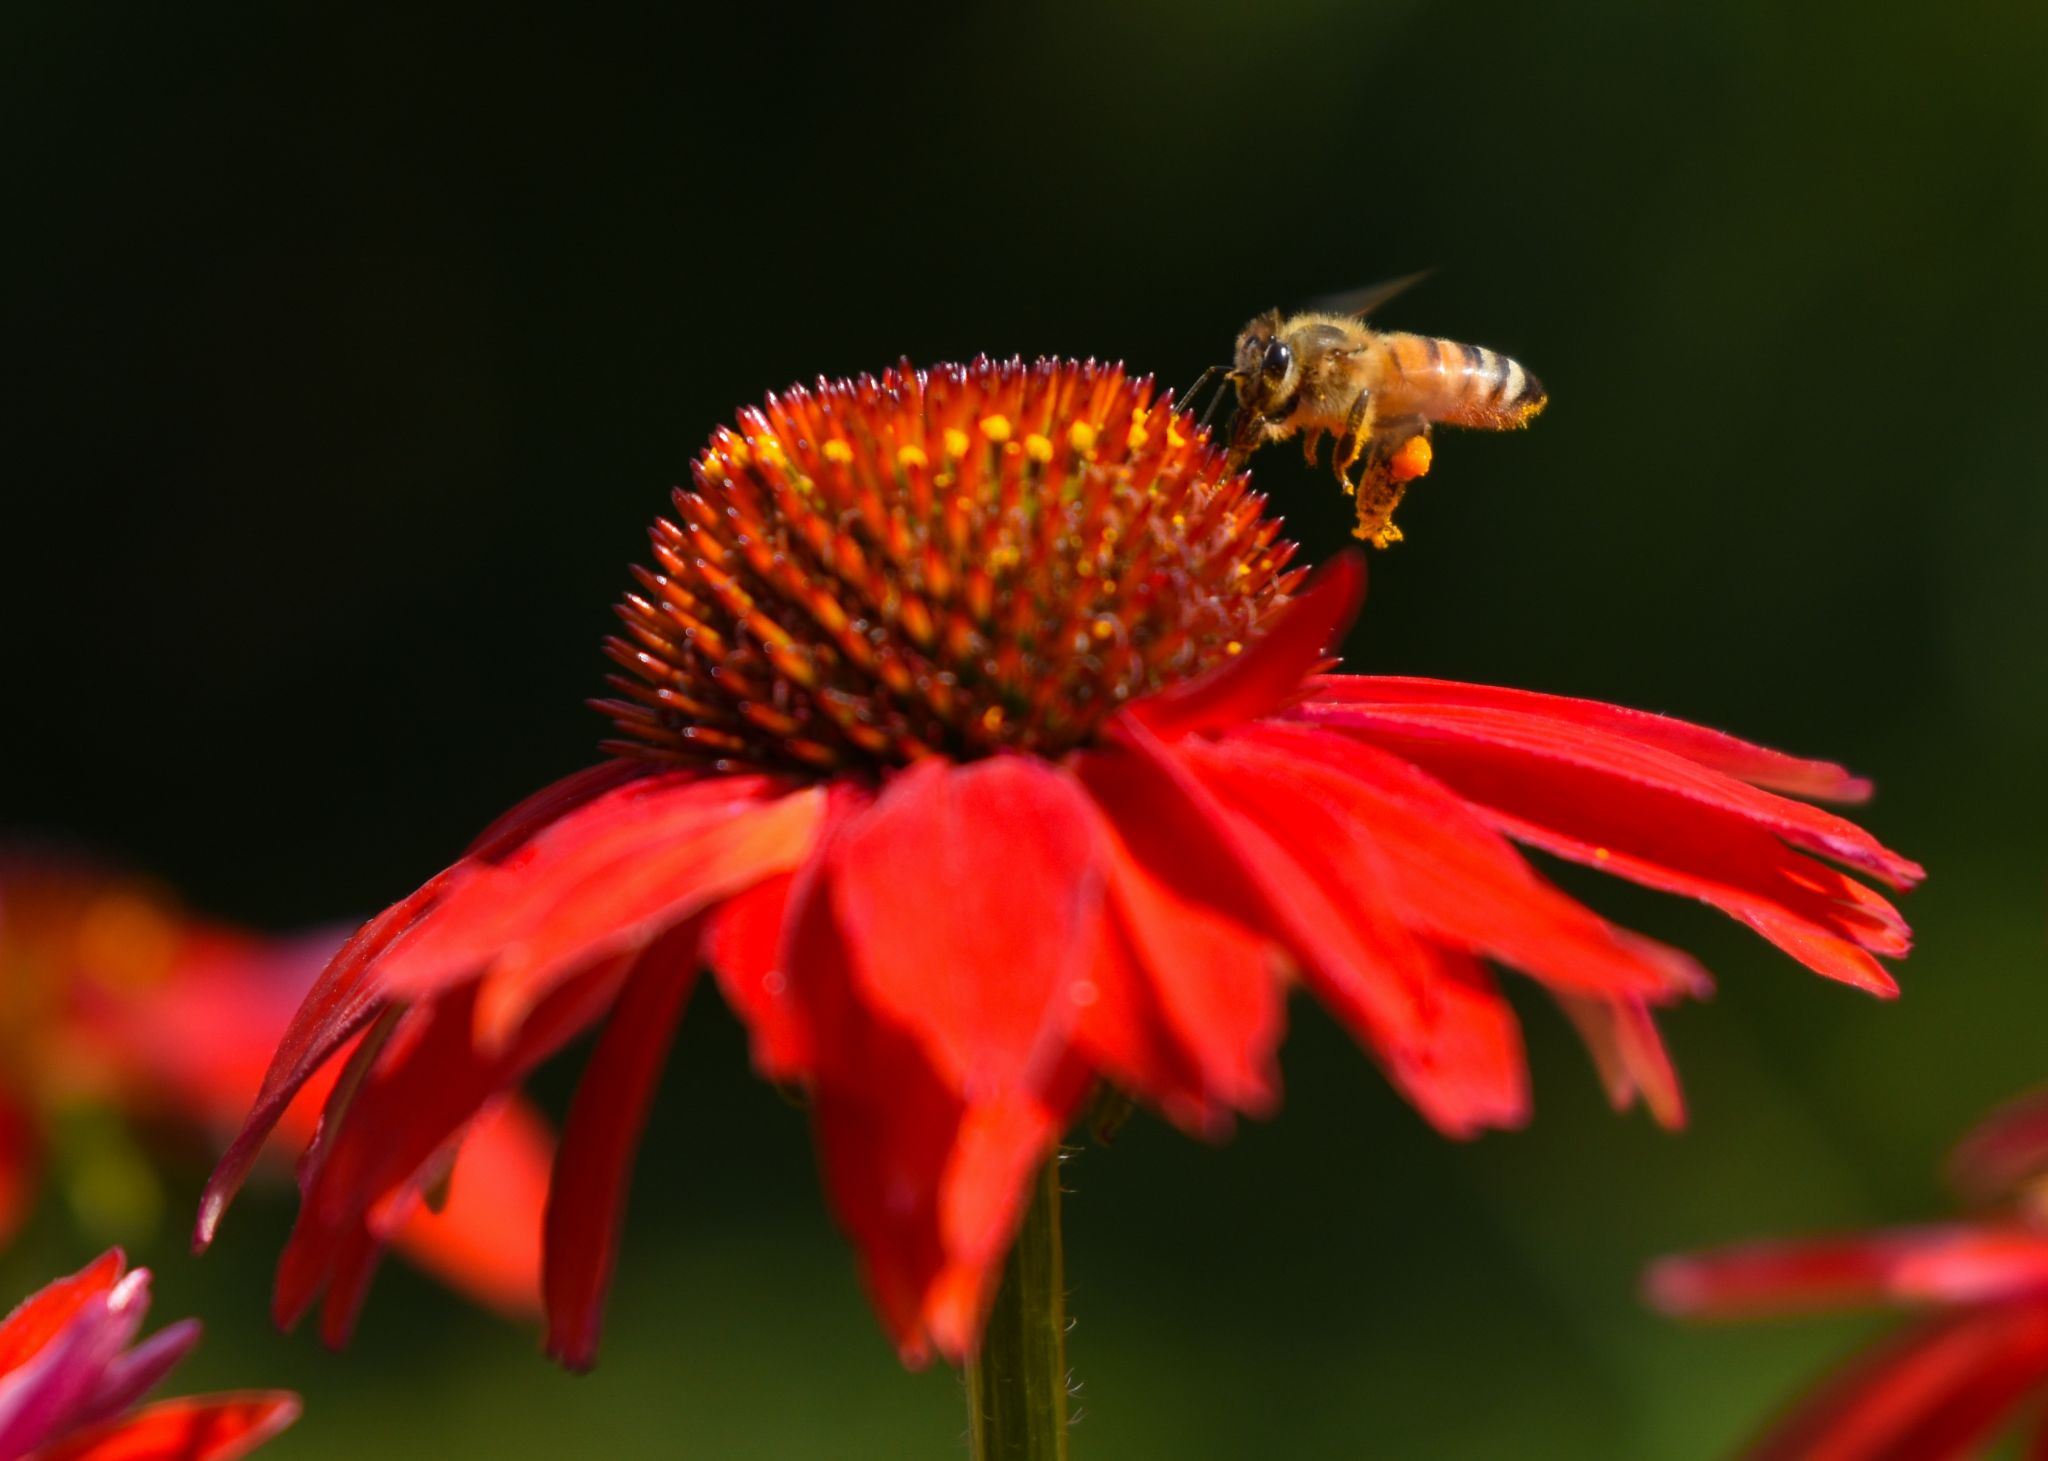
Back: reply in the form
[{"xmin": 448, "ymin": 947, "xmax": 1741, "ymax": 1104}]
[{"xmin": 596, "ymin": 357, "xmax": 1303, "ymax": 776}]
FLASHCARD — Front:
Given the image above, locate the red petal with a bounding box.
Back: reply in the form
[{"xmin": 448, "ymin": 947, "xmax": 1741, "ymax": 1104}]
[
  {"xmin": 463, "ymin": 759, "xmax": 653, "ymax": 859},
  {"xmin": 785, "ymin": 847, "xmax": 1083, "ymax": 1366},
  {"xmin": 1170, "ymin": 738, "xmax": 1531, "ymax": 1135},
  {"xmin": 543, "ymin": 928, "xmax": 698, "ymax": 1372},
  {"xmin": 807, "ymin": 1062, "xmax": 957, "ymax": 1367},
  {"xmin": 1951, "ymin": 1090, "xmax": 2048, "ymax": 1203},
  {"xmin": 1094, "ymin": 825, "xmax": 1284, "ymax": 1123},
  {"xmin": 1739, "ymin": 1306, "xmax": 2048, "ymax": 1461},
  {"xmin": 1647, "ymin": 1224, "xmax": 2048, "ymax": 1317},
  {"xmin": 1068, "ymin": 914, "xmax": 1227, "ymax": 1137},
  {"xmin": 1070, "ymin": 744, "xmax": 1286, "ymax": 1124},
  {"xmin": 1556, "ymin": 995, "xmax": 1685, "ymax": 1129},
  {"xmin": 1303, "ymin": 702, "xmax": 1915, "ymax": 994},
  {"xmin": 1379, "ymin": 947, "xmax": 1531, "ymax": 1139},
  {"xmin": 196, "ymin": 871, "xmax": 458, "ymax": 1251},
  {"xmin": 829, "ymin": 757, "xmax": 1107, "ymax": 1098},
  {"xmin": 1220, "ymin": 723, "xmax": 1708, "ymax": 1000},
  {"xmin": 0, "ymin": 1251, "xmax": 125, "ymax": 1375},
  {"xmin": 386, "ymin": 1096, "xmax": 553, "ymax": 1316},
  {"xmin": 372, "ymin": 777, "xmax": 819, "ymax": 1040},
  {"xmin": 1124, "ymin": 553, "xmax": 1365, "ymax": 740},
  {"xmin": 199, "ymin": 768, "xmax": 804, "ymax": 1256},
  {"xmin": 275, "ymin": 960, "xmax": 628, "ymax": 1337},
  {"xmin": 702, "ymin": 782, "xmax": 872, "ymax": 1084},
  {"xmin": 1311, "ymin": 676, "xmax": 1875, "ymax": 802},
  {"xmin": 1300, "ymin": 700, "xmax": 1921, "ymax": 888},
  {"xmin": 702, "ymin": 873, "xmax": 804, "ymax": 1075},
  {"xmin": 31, "ymin": 1393, "xmax": 300, "ymax": 1461}
]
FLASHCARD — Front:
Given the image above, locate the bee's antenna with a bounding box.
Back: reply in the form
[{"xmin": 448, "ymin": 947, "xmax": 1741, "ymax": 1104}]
[
  {"xmin": 1178, "ymin": 365, "xmax": 1221, "ymax": 419},
  {"xmin": 1196, "ymin": 374, "xmax": 1231, "ymax": 434}
]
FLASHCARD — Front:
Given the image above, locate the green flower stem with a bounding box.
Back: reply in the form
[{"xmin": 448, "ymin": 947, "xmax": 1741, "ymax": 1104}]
[{"xmin": 967, "ymin": 1156, "xmax": 1069, "ymax": 1461}]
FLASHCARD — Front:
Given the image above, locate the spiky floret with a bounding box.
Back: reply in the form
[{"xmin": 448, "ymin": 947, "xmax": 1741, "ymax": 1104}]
[{"xmin": 598, "ymin": 357, "xmax": 1303, "ymax": 775}]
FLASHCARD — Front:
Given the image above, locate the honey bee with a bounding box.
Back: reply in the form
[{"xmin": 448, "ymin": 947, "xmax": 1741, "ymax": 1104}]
[{"xmin": 1198, "ymin": 279, "xmax": 1547, "ymax": 546}]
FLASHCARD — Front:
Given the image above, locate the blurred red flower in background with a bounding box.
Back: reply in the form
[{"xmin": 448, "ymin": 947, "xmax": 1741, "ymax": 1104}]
[
  {"xmin": 1649, "ymin": 1090, "xmax": 2048, "ymax": 1460},
  {"xmin": 196, "ymin": 358, "xmax": 1920, "ymax": 1369},
  {"xmin": 0, "ymin": 1248, "xmax": 296, "ymax": 1461},
  {"xmin": 0, "ymin": 851, "xmax": 551, "ymax": 1320}
]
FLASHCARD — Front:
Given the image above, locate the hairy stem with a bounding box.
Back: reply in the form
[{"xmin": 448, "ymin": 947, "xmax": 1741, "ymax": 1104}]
[{"xmin": 966, "ymin": 1157, "xmax": 1069, "ymax": 1461}]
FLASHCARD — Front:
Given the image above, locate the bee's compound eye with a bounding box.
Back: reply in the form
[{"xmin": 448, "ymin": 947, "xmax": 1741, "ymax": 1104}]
[{"xmin": 1262, "ymin": 340, "xmax": 1292, "ymax": 379}]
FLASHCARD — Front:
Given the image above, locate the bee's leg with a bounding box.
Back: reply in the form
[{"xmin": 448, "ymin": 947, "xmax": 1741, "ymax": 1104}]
[
  {"xmin": 1351, "ymin": 417, "xmax": 1432, "ymax": 547},
  {"xmin": 1300, "ymin": 426, "xmax": 1325, "ymax": 468},
  {"xmin": 1349, "ymin": 460, "xmax": 1408, "ymax": 547},
  {"xmin": 1332, "ymin": 391, "xmax": 1376, "ymax": 497}
]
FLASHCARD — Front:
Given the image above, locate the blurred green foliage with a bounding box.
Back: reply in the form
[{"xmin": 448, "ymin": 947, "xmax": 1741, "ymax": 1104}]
[{"xmin": 2, "ymin": 1, "xmax": 2043, "ymax": 1455}]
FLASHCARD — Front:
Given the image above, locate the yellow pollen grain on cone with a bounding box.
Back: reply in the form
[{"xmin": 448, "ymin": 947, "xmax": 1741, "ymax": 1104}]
[
  {"xmin": 897, "ymin": 444, "xmax": 929, "ymax": 469},
  {"xmin": 1128, "ymin": 425, "xmax": 1149, "ymax": 449},
  {"xmin": 1226, "ymin": 640, "xmax": 1243, "ymax": 655},
  {"xmin": 822, "ymin": 438, "xmax": 854, "ymax": 465},
  {"xmin": 1167, "ymin": 426, "xmax": 1186, "ymax": 449},
  {"xmin": 981, "ymin": 706, "xmax": 1005, "ymax": 731},
  {"xmin": 755, "ymin": 436, "xmax": 786, "ymax": 467},
  {"xmin": 943, "ymin": 427, "xmax": 971, "ymax": 458},
  {"xmin": 979, "ymin": 413, "xmax": 1012, "ymax": 443},
  {"xmin": 1067, "ymin": 421, "xmax": 1098, "ymax": 452},
  {"xmin": 1024, "ymin": 433, "xmax": 1054, "ymax": 464}
]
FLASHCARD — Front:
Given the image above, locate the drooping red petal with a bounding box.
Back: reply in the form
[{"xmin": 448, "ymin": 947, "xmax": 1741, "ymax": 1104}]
[
  {"xmin": 1302, "ymin": 701, "xmax": 1915, "ymax": 995},
  {"xmin": 196, "ymin": 870, "xmax": 459, "ymax": 1251},
  {"xmin": 1092, "ymin": 820, "xmax": 1284, "ymax": 1124},
  {"xmin": 1310, "ymin": 676, "xmax": 1875, "ymax": 802},
  {"xmin": 1299, "ymin": 700, "xmax": 1922, "ymax": 889},
  {"xmin": 543, "ymin": 926, "xmax": 699, "ymax": 1372},
  {"xmin": 1647, "ymin": 1225, "xmax": 2048, "ymax": 1316},
  {"xmin": 274, "ymin": 960, "xmax": 629, "ymax": 1337},
  {"xmin": 462, "ymin": 759, "xmax": 654, "ymax": 859},
  {"xmin": 368, "ymin": 776, "xmax": 819, "ymax": 1039},
  {"xmin": 1218, "ymin": 722, "xmax": 1708, "ymax": 1001},
  {"xmin": 1167, "ymin": 737, "xmax": 1528, "ymax": 1134},
  {"xmin": 702, "ymin": 781, "xmax": 873, "ymax": 1085},
  {"xmin": 1951, "ymin": 1089, "xmax": 2048, "ymax": 1203},
  {"xmin": 828, "ymin": 757, "xmax": 1107, "ymax": 1098},
  {"xmin": 1125, "ymin": 552, "xmax": 1365, "ymax": 741},
  {"xmin": 785, "ymin": 843, "xmax": 1084, "ymax": 1367},
  {"xmin": 1739, "ymin": 1305, "xmax": 2048, "ymax": 1461},
  {"xmin": 30, "ymin": 1393, "xmax": 300, "ymax": 1461},
  {"xmin": 1555, "ymin": 995, "xmax": 1685, "ymax": 1129},
  {"xmin": 382, "ymin": 1096, "xmax": 552, "ymax": 1316},
  {"xmin": 1068, "ymin": 913, "xmax": 1228, "ymax": 1137},
  {"xmin": 1378, "ymin": 946, "xmax": 1531, "ymax": 1139}
]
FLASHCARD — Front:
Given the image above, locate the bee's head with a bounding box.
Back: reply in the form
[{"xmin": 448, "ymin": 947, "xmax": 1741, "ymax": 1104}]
[{"xmin": 1228, "ymin": 311, "xmax": 1296, "ymax": 419}]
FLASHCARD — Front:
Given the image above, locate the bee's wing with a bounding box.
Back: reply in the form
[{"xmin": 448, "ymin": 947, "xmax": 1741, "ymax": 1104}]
[{"xmin": 1305, "ymin": 269, "xmax": 1435, "ymax": 320}]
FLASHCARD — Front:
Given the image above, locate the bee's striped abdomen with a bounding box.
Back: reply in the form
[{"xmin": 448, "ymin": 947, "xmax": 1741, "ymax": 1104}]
[{"xmin": 1380, "ymin": 333, "xmax": 1547, "ymax": 430}]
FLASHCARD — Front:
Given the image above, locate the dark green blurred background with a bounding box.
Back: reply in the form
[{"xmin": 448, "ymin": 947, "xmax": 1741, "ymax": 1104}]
[{"xmin": 3, "ymin": 2, "xmax": 2044, "ymax": 1455}]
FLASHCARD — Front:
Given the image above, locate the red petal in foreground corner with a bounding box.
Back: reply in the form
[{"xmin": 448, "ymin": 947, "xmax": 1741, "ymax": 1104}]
[
  {"xmin": 31, "ymin": 1395, "xmax": 302, "ymax": 1461},
  {"xmin": 0, "ymin": 1251, "xmax": 296, "ymax": 1461}
]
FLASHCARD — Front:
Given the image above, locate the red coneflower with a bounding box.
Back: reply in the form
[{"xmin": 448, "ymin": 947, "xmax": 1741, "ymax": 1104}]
[
  {"xmin": 1648, "ymin": 1091, "xmax": 2048, "ymax": 1460},
  {"xmin": 193, "ymin": 358, "xmax": 1917, "ymax": 1447},
  {"xmin": 0, "ymin": 1249, "xmax": 297, "ymax": 1460},
  {"xmin": 0, "ymin": 851, "xmax": 552, "ymax": 1318}
]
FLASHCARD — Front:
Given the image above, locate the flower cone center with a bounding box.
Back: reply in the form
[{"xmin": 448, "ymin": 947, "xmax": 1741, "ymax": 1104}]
[{"xmin": 600, "ymin": 358, "xmax": 1301, "ymax": 775}]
